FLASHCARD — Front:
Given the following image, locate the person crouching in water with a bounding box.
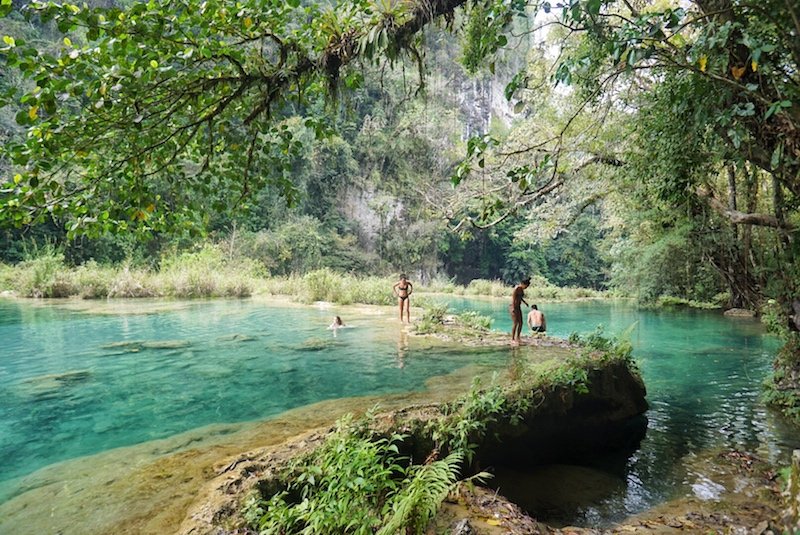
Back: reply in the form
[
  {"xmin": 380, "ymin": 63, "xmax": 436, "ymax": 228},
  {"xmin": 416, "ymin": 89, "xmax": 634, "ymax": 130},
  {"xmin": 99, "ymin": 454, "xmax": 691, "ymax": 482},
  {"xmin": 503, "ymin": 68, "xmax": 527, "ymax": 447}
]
[
  {"xmin": 527, "ymin": 304, "xmax": 546, "ymax": 334},
  {"xmin": 510, "ymin": 278, "xmax": 531, "ymax": 345},
  {"xmin": 393, "ymin": 274, "xmax": 413, "ymax": 323},
  {"xmin": 328, "ymin": 315, "xmax": 344, "ymax": 337}
]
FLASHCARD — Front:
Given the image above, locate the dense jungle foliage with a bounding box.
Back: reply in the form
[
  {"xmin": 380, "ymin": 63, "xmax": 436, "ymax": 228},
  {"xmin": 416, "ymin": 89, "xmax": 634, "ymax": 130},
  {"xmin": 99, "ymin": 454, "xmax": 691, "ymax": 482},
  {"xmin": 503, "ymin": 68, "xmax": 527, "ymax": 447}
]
[
  {"xmin": 0, "ymin": 0, "xmax": 609, "ymax": 288},
  {"xmin": 1, "ymin": 1, "xmax": 798, "ymax": 413}
]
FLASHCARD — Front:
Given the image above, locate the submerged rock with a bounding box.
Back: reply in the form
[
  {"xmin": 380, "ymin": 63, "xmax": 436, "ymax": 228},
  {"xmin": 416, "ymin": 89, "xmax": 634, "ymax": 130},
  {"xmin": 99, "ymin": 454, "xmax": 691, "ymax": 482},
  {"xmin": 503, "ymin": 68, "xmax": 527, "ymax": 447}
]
[
  {"xmin": 24, "ymin": 369, "xmax": 91, "ymax": 386},
  {"xmin": 295, "ymin": 337, "xmax": 335, "ymax": 351},
  {"xmin": 17, "ymin": 369, "xmax": 92, "ymax": 399},
  {"xmin": 216, "ymin": 334, "xmax": 257, "ymax": 343},
  {"xmin": 142, "ymin": 340, "xmax": 192, "ymax": 350},
  {"xmin": 99, "ymin": 339, "xmax": 191, "ymax": 352},
  {"xmin": 100, "ymin": 340, "xmax": 145, "ymax": 352},
  {"xmin": 724, "ymin": 308, "xmax": 757, "ymax": 317}
]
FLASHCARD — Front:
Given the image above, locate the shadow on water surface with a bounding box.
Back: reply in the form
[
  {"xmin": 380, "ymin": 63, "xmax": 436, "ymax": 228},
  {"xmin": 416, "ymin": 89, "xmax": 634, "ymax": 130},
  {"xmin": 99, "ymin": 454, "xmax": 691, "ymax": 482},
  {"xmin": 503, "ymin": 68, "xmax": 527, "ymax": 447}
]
[{"xmin": 484, "ymin": 414, "xmax": 649, "ymax": 528}]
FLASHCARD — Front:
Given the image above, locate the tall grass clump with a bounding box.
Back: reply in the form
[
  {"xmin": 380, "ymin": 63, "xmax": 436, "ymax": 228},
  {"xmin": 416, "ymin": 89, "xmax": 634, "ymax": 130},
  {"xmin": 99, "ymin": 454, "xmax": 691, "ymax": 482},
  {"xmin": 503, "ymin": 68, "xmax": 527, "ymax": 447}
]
[
  {"xmin": 342, "ymin": 275, "xmax": 396, "ymax": 305},
  {"xmin": 157, "ymin": 244, "xmax": 262, "ymax": 298},
  {"xmin": 107, "ymin": 264, "xmax": 156, "ymax": 298},
  {"xmin": 72, "ymin": 260, "xmax": 116, "ymax": 298},
  {"xmin": 464, "ymin": 279, "xmax": 509, "ymax": 297},
  {"xmin": 14, "ymin": 246, "xmax": 75, "ymax": 297},
  {"xmin": 275, "ymin": 269, "xmax": 396, "ymax": 305},
  {"xmin": 462, "ymin": 276, "xmax": 604, "ymax": 300},
  {"xmin": 300, "ymin": 268, "xmax": 347, "ymax": 303},
  {"xmin": 0, "ymin": 262, "xmax": 14, "ymax": 293},
  {"xmin": 259, "ymin": 274, "xmax": 306, "ymax": 297},
  {"xmin": 419, "ymin": 276, "xmax": 458, "ymax": 294}
]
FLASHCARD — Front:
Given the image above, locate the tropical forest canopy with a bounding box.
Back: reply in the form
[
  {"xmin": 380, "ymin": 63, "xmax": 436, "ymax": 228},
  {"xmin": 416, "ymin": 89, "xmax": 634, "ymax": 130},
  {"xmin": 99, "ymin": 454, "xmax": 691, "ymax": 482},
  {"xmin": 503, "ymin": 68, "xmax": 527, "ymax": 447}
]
[{"xmin": 0, "ymin": 0, "xmax": 798, "ymax": 312}]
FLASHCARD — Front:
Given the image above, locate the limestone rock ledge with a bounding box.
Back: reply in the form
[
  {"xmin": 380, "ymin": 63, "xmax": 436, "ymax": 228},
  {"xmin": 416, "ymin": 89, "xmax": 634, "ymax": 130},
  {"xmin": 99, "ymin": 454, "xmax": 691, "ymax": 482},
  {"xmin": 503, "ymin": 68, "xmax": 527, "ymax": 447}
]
[{"xmin": 178, "ymin": 357, "xmax": 648, "ymax": 535}]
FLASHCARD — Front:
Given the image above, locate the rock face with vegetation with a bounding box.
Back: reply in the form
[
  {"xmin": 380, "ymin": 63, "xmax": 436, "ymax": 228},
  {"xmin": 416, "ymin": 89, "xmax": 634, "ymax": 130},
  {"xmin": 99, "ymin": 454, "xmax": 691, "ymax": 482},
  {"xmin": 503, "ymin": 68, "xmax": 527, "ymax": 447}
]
[{"xmin": 178, "ymin": 345, "xmax": 647, "ymax": 535}]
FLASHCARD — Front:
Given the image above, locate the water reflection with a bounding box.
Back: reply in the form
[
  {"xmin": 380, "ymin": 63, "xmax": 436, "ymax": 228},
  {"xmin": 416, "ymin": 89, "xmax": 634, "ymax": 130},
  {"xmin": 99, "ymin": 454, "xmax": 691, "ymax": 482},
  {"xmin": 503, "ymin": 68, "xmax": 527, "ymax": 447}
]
[
  {"xmin": 0, "ymin": 299, "xmax": 511, "ymax": 490},
  {"xmin": 1, "ymin": 297, "xmax": 798, "ymax": 528},
  {"xmin": 397, "ymin": 329, "xmax": 409, "ymax": 369}
]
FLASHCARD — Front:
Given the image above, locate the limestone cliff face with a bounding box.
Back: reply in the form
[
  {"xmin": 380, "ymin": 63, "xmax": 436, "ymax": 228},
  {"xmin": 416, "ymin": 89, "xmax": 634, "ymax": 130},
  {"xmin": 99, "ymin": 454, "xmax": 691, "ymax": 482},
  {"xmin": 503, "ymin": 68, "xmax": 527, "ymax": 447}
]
[
  {"xmin": 339, "ymin": 186, "xmax": 403, "ymax": 252},
  {"xmin": 339, "ymin": 68, "xmax": 514, "ymax": 250},
  {"xmin": 178, "ymin": 358, "xmax": 647, "ymax": 535}
]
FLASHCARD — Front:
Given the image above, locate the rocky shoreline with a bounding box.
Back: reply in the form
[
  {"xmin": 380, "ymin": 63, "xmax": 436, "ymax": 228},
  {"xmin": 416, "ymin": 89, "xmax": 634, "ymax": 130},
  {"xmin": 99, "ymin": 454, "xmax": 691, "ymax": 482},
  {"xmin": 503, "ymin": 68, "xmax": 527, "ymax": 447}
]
[
  {"xmin": 178, "ymin": 350, "xmax": 650, "ymax": 534},
  {"xmin": 176, "ymin": 320, "xmax": 796, "ymax": 535}
]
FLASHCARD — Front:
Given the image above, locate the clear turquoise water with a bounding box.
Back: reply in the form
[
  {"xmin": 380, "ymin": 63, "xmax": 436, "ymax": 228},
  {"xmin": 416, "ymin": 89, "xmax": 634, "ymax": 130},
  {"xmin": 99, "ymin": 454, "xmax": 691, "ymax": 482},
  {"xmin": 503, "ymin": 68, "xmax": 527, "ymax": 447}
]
[
  {"xmin": 0, "ymin": 300, "xmax": 507, "ymax": 493},
  {"xmin": 0, "ymin": 297, "xmax": 796, "ymax": 524},
  {"xmin": 441, "ymin": 297, "xmax": 798, "ymax": 524}
]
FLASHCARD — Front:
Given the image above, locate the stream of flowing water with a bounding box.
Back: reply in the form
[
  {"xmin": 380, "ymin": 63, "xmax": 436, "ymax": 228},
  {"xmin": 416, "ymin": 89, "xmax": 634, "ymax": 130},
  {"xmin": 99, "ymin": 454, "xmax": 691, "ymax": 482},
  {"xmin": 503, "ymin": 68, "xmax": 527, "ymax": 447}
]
[{"xmin": 0, "ymin": 296, "xmax": 797, "ymax": 530}]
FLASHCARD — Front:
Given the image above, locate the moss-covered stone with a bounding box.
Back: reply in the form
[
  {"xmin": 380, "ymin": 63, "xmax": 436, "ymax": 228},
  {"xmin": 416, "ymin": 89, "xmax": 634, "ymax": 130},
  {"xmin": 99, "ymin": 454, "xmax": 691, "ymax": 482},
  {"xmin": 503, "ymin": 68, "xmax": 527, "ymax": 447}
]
[{"xmin": 178, "ymin": 351, "xmax": 648, "ymax": 535}]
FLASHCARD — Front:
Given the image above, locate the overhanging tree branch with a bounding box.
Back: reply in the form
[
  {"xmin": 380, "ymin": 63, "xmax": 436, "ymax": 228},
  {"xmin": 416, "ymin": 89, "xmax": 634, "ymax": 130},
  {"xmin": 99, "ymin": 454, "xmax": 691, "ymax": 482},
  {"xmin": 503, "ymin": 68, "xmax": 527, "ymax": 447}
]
[{"xmin": 696, "ymin": 187, "xmax": 793, "ymax": 230}]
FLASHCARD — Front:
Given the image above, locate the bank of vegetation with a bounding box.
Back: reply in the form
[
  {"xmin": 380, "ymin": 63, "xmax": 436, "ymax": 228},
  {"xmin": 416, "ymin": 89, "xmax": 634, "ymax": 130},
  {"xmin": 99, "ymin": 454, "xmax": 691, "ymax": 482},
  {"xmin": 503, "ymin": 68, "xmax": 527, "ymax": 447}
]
[
  {"xmin": 209, "ymin": 334, "xmax": 646, "ymax": 535},
  {"xmin": 0, "ymin": 244, "xmax": 604, "ymax": 303}
]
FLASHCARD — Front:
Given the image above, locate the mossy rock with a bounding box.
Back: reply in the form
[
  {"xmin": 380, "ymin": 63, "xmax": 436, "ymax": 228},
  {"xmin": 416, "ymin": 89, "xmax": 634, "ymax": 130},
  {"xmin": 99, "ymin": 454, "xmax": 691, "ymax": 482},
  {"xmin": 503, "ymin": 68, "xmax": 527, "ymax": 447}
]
[
  {"xmin": 142, "ymin": 340, "xmax": 192, "ymax": 350},
  {"xmin": 295, "ymin": 337, "xmax": 335, "ymax": 351}
]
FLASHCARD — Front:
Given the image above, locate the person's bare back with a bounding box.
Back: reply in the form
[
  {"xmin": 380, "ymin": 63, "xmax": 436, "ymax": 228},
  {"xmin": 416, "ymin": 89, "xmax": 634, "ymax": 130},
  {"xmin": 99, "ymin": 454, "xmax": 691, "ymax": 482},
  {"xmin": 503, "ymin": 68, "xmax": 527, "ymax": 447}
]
[{"xmin": 527, "ymin": 305, "xmax": 546, "ymax": 333}]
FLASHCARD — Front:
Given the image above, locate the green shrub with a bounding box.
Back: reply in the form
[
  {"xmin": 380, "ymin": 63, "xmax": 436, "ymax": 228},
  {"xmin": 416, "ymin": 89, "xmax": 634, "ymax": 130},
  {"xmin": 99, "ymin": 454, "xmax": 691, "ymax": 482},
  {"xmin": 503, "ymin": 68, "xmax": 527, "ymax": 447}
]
[
  {"xmin": 762, "ymin": 299, "xmax": 790, "ymax": 337},
  {"xmin": 566, "ymin": 325, "xmax": 636, "ymax": 367},
  {"xmin": 415, "ymin": 303, "xmax": 449, "ymax": 334},
  {"xmin": 456, "ymin": 311, "xmax": 492, "ymax": 331},
  {"xmin": 244, "ymin": 414, "xmax": 464, "ymax": 535},
  {"xmin": 428, "ymin": 377, "xmax": 512, "ymax": 463},
  {"xmin": 15, "ymin": 247, "xmax": 75, "ymax": 297},
  {"xmin": 72, "ymin": 261, "xmax": 115, "ymax": 298}
]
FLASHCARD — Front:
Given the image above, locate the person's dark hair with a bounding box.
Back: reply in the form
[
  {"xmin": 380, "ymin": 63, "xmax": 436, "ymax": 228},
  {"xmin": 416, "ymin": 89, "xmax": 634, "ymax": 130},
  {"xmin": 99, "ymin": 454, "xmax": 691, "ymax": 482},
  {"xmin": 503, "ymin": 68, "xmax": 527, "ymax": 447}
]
[
  {"xmin": 335, "ymin": 315, "xmax": 343, "ymax": 325},
  {"xmin": 400, "ymin": 273, "xmax": 407, "ymax": 279},
  {"xmin": 532, "ymin": 304, "xmax": 538, "ymax": 310},
  {"xmin": 521, "ymin": 278, "xmax": 531, "ymax": 285}
]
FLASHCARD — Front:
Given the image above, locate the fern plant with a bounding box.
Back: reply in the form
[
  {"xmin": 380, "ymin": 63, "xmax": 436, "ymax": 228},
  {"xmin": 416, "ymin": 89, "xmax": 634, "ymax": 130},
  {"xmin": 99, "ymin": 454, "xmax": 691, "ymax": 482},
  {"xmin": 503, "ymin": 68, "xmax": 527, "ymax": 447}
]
[
  {"xmin": 377, "ymin": 451, "xmax": 463, "ymax": 535},
  {"xmin": 246, "ymin": 414, "xmax": 469, "ymax": 535}
]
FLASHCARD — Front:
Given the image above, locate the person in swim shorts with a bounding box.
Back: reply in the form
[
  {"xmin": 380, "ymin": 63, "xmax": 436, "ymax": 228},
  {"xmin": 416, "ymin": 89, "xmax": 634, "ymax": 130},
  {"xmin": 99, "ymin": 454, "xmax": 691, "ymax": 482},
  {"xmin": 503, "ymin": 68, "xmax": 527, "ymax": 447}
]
[
  {"xmin": 527, "ymin": 304, "xmax": 546, "ymax": 334},
  {"xmin": 510, "ymin": 278, "xmax": 531, "ymax": 344}
]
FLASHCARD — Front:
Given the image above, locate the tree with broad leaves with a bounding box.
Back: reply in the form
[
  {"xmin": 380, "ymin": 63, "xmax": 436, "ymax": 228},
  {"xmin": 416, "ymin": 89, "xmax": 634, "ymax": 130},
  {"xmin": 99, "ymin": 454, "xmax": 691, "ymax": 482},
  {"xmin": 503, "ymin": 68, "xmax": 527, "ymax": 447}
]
[{"xmin": 1, "ymin": 0, "xmax": 800, "ymax": 417}]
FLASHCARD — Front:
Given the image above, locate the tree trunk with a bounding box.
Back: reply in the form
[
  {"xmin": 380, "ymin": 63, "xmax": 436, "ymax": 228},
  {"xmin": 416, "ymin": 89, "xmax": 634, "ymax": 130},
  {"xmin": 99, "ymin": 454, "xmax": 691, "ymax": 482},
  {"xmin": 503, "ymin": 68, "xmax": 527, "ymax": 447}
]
[{"xmin": 727, "ymin": 164, "xmax": 738, "ymax": 241}]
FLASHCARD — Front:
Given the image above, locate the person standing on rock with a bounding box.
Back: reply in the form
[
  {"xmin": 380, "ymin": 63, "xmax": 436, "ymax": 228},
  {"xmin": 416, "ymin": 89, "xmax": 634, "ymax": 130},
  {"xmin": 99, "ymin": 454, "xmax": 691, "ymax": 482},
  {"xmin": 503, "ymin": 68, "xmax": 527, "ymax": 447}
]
[{"xmin": 510, "ymin": 278, "xmax": 530, "ymax": 345}]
